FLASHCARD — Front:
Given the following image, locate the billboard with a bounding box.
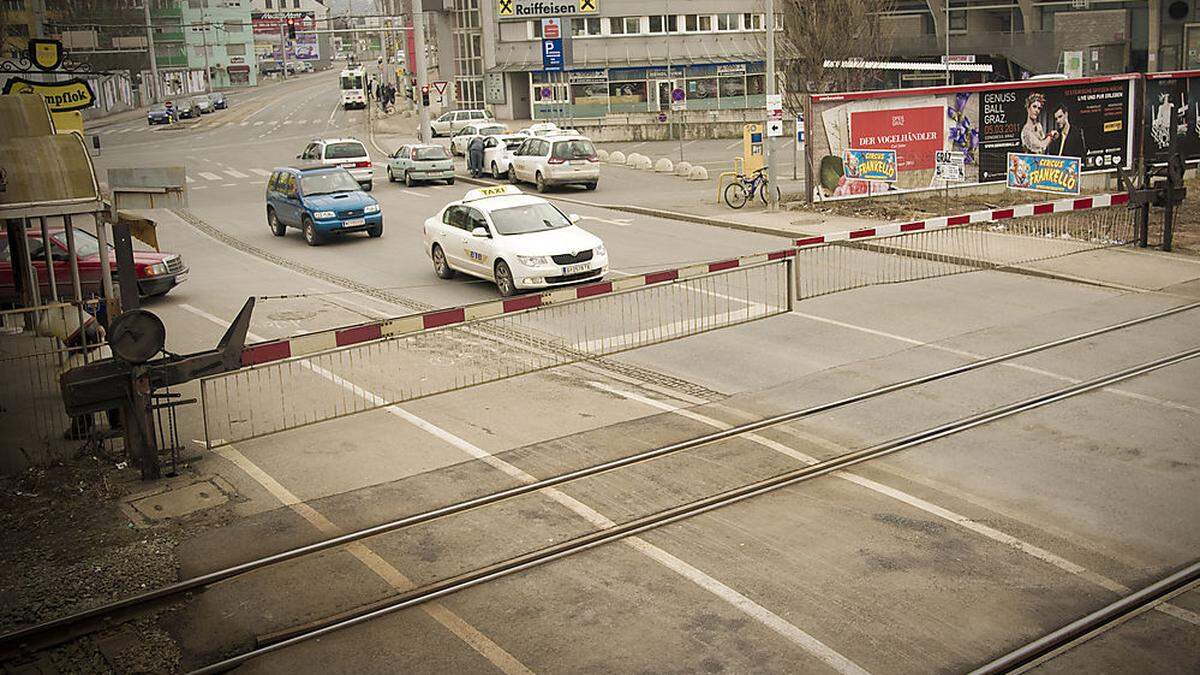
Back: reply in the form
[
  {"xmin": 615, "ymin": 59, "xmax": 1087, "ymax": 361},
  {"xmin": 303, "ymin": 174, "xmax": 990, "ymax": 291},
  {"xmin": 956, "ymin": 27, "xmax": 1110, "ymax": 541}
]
[
  {"xmin": 807, "ymin": 74, "xmax": 1136, "ymax": 201},
  {"xmin": 1143, "ymin": 71, "xmax": 1200, "ymax": 165},
  {"xmin": 252, "ymin": 11, "xmax": 320, "ymax": 61},
  {"xmin": 1006, "ymin": 153, "xmax": 1081, "ymax": 195}
]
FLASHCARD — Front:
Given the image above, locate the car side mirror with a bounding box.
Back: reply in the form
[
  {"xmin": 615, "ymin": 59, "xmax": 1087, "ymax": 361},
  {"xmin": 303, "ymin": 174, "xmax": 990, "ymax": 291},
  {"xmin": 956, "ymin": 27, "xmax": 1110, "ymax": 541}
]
[
  {"xmin": 471, "ymin": 227, "xmax": 489, "ymax": 238},
  {"xmin": 569, "ymin": 214, "xmax": 581, "ymax": 224}
]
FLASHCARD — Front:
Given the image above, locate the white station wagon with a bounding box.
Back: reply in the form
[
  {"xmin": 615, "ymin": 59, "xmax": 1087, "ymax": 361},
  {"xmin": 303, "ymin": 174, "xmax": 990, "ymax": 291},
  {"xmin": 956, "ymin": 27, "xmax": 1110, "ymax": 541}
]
[{"xmin": 422, "ymin": 185, "xmax": 608, "ymax": 296}]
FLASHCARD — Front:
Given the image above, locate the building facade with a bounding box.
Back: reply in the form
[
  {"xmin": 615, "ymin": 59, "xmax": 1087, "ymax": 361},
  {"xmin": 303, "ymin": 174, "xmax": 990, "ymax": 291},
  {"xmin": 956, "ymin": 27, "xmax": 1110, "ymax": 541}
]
[{"xmin": 182, "ymin": 0, "xmax": 256, "ymax": 88}]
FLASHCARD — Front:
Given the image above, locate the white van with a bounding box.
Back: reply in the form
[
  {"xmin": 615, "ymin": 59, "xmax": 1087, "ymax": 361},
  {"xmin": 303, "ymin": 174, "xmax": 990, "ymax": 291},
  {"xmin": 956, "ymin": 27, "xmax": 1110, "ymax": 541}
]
[{"xmin": 430, "ymin": 109, "xmax": 493, "ymax": 137}]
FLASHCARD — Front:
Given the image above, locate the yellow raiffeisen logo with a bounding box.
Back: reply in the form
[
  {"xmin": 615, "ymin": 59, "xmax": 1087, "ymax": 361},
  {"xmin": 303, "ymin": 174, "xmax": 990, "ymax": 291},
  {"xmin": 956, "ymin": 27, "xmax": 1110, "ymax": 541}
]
[
  {"xmin": 2, "ymin": 77, "xmax": 96, "ymax": 112},
  {"xmin": 498, "ymin": 0, "xmax": 599, "ymax": 19}
]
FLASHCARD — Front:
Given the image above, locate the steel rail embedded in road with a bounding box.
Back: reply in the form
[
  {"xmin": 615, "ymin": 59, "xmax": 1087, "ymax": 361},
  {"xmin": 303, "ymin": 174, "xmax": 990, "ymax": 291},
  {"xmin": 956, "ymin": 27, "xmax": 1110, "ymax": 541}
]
[
  {"xmin": 969, "ymin": 560, "xmax": 1200, "ymax": 674},
  {"xmin": 190, "ymin": 346, "xmax": 1200, "ymax": 674},
  {"xmin": 1, "ymin": 301, "xmax": 1197, "ymax": 656}
]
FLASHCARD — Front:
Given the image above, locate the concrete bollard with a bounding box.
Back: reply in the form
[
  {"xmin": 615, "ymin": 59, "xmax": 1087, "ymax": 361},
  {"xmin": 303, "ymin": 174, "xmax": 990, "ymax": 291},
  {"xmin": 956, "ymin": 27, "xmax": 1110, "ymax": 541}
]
[
  {"xmin": 687, "ymin": 165, "xmax": 709, "ymax": 181},
  {"xmin": 674, "ymin": 161, "xmax": 692, "ymax": 177},
  {"xmin": 608, "ymin": 151, "xmax": 626, "ymax": 164},
  {"xmin": 597, "ymin": 149, "xmax": 609, "ymax": 161},
  {"xmin": 654, "ymin": 158, "xmax": 674, "ymax": 173},
  {"xmin": 624, "ymin": 152, "xmax": 643, "ymax": 166},
  {"xmin": 632, "ymin": 155, "xmax": 653, "ymax": 170}
]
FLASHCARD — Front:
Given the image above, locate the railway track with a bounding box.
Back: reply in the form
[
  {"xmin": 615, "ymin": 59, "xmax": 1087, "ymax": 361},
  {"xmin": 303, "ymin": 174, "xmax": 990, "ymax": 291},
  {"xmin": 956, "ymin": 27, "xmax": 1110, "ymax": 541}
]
[
  {"xmin": 970, "ymin": 559, "xmax": 1200, "ymax": 674},
  {"xmin": 2, "ymin": 302, "xmax": 1197, "ymax": 669}
]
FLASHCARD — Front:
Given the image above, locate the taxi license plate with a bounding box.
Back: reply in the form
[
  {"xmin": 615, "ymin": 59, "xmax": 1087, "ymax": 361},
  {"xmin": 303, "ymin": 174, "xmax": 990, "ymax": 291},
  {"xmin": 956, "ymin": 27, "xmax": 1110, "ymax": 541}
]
[
  {"xmin": 343, "ymin": 218, "xmax": 365, "ymax": 228},
  {"xmin": 175, "ymin": 272, "xmax": 188, "ymax": 284},
  {"xmin": 570, "ymin": 160, "xmax": 586, "ymax": 166},
  {"xmin": 563, "ymin": 263, "xmax": 590, "ymax": 275}
]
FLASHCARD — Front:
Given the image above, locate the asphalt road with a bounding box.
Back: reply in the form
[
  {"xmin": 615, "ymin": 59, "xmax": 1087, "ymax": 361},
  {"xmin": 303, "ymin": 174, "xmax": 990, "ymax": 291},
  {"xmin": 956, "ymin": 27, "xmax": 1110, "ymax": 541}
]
[{"xmin": 86, "ymin": 68, "xmax": 1200, "ymax": 674}]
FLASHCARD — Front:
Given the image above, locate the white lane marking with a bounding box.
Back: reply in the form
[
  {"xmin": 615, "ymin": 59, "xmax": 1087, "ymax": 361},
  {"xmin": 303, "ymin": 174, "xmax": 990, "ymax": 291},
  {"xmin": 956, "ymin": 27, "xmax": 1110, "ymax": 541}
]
[
  {"xmin": 282, "ymin": 119, "xmax": 292, "ymax": 125},
  {"xmin": 253, "ymin": 121, "xmax": 264, "ymax": 126},
  {"xmin": 185, "ymin": 176, "xmax": 195, "ymax": 183},
  {"xmin": 224, "ymin": 169, "xmax": 250, "ymax": 178},
  {"xmin": 198, "ymin": 172, "xmax": 223, "ymax": 181},
  {"xmin": 724, "ymin": 140, "xmax": 742, "ymax": 150},
  {"xmin": 250, "ymin": 168, "xmax": 272, "ymax": 176},
  {"xmin": 401, "ymin": 189, "xmax": 431, "ymax": 198},
  {"xmin": 183, "ymin": 304, "xmax": 866, "ymax": 672},
  {"xmin": 213, "ymin": 444, "xmax": 533, "ymax": 675},
  {"xmin": 181, "ymin": 305, "xmax": 535, "ymax": 675},
  {"xmin": 221, "ymin": 183, "xmax": 237, "ymax": 187},
  {"xmin": 296, "ymin": 119, "xmax": 308, "ymax": 124},
  {"xmin": 193, "ymin": 185, "xmax": 208, "ymax": 190},
  {"xmin": 589, "ymin": 382, "xmax": 1200, "ymax": 629},
  {"xmin": 580, "ymin": 216, "xmax": 633, "ymax": 227},
  {"xmin": 239, "ymin": 121, "xmax": 249, "ymax": 126},
  {"xmin": 789, "ymin": 311, "xmax": 1200, "ymax": 415}
]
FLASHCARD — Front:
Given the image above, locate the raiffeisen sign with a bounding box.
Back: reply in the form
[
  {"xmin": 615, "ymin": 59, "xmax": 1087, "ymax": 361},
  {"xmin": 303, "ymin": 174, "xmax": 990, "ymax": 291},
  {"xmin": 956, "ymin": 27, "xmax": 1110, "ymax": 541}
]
[{"xmin": 497, "ymin": 0, "xmax": 600, "ymax": 20}]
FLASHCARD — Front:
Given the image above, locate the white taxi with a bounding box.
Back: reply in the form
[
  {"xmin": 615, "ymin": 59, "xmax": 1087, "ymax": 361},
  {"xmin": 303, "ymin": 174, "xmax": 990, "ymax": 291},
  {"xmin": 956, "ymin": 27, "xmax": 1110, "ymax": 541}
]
[{"xmin": 422, "ymin": 185, "xmax": 608, "ymax": 296}]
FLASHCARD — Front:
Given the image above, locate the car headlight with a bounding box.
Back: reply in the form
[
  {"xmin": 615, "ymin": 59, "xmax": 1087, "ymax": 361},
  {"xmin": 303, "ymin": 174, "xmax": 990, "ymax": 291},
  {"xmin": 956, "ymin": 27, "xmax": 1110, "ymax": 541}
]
[
  {"xmin": 149, "ymin": 263, "xmax": 168, "ymax": 276},
  {"xmin": 593, "ymin": 244, "xmax": 606, "ymax": 256},
  {"xmin": 364, "ymin": 204, "xmax": 380, "ymax": 214},
  {"xmin": 312, "ymin": 210, "xmax": 336, "ymax": 219},
  {"xmin": 516, "ymin": 255, "xmax": 550, "ymax": 266}
]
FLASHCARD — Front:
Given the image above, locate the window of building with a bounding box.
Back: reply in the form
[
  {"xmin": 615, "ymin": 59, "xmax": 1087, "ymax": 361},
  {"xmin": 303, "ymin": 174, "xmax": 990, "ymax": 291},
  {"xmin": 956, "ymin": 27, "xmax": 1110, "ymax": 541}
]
[
  {"xmin": 648, "ymin": 15, "xmax": 677, "ymax": 33},
  {"xmin": 224, "ymin": 20, "xmax": 242, "ymax": 33},
  {"xmin": 743, "ymin": 14, "xmax": 763, "ymax": 30},
  {"xmin": 226, "ymin": 42, "xmax": 246, "ymax": 55},
  {"xmin": 6, "ymin": 23, "xmax": 30, "ymax": 37},
  {"xmin": 948, "ymin": 11, "xmax": 966, "ymax": 33},
  {"xmin": 571, "ymin": 17, "xmax": 601, "ymax": 37},
  {"xmin": 293, "ymin": 0, "xmax": 300, "ymax": 8},
  {"xmin": 609, "ymin": 17, "xmax": 639, "ymax": 35},
  {"xmin": 716, "ymin": 13, "xmax": 739, "ymax": 31},
  {"xmin": 264, "ymin": 0, "xmax": 271, "ymax": 7},
  {"xmin": 684, "ymin": 15, "xmax": 712, "ymax": 32},
  {"xmin": 5, "ymin": 0, "xmax": 27, "ymax": 11}
]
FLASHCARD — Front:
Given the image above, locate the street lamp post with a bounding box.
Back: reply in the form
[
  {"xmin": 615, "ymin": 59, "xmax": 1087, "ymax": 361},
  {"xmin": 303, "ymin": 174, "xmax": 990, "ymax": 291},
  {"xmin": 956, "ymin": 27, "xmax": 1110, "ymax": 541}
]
[
  {"xmin": 765, "ymin": 0, "xmax": 778, "ymax": 211},
  {"xmin": 143, "ymin": 1, "xmax": 160, "ymax": 103}
]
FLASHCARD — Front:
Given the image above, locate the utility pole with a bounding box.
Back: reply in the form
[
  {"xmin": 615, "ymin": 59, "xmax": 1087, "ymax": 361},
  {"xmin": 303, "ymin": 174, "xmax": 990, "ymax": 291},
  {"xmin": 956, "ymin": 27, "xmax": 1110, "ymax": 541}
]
[
  {"xmin": 378, "ymin": 0, "xmax": 389, "ymax": 85},
  {"xmin": 143, "ymin": 0, "xmax": 160, "ymax": 103},
  {"xmin": 764, "ymin": 0, "xmax": 778, "ymax": 211},
  {"xmin": 944, "ymin": 0, "xmax": 951, "ymax": 85},
  {"xmin": 279, "ymin": 18, "xmax": 289, "ymax": 80},
  {"xmin": 412, "ymin": 0, "xmax": 430, "ymax": 141},
  {"xmin": 199, "ymin": 7, "xmax": 211, "ymax": 92}
]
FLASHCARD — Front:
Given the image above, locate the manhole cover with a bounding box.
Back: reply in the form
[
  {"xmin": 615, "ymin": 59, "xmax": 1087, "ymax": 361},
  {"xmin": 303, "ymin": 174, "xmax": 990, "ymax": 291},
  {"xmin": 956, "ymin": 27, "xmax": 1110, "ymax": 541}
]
[{"xmin": 129, "ymin": 480, "xmax": 228, "ymax": 521}]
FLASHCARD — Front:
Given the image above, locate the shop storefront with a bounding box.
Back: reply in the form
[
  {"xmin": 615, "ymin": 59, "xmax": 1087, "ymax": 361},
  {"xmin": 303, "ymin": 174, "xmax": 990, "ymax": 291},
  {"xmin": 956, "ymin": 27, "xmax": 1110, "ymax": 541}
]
[{"xmin": 529, "ymin": 61, "xmax": 766, "ymax": 120}]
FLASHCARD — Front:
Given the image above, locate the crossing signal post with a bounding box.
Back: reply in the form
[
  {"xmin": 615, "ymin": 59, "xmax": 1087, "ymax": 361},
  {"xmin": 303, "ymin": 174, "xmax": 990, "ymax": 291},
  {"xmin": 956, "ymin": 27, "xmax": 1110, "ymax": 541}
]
[{"xmin": 421, "ymin": 84, "xmax": 430, "ymax": 107}]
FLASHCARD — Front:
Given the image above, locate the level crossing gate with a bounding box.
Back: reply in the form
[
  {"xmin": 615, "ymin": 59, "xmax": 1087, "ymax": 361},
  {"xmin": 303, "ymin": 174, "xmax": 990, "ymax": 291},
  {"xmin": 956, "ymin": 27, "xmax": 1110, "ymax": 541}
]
[{"xmin": 199, "ymin": 192, "xmax": 1136, "ymax": 449}]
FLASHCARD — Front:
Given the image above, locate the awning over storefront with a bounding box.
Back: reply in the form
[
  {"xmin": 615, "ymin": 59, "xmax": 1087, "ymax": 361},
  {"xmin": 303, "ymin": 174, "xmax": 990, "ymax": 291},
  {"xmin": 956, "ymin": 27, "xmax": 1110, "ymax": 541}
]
[
  {"xmin": 493, "ymin": 34, "xmax": 765, "ymax": 73},
  {"xmin": 823, "ymin": 59, "xmax": 994, "ymax": 73}
]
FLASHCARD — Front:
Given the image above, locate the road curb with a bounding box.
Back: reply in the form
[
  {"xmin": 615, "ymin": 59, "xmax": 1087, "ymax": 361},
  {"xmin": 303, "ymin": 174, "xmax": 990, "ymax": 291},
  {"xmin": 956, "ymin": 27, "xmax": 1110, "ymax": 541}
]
[{"xmin": 450, "ymin": 172, "xmax": 802, "ymax": 239}]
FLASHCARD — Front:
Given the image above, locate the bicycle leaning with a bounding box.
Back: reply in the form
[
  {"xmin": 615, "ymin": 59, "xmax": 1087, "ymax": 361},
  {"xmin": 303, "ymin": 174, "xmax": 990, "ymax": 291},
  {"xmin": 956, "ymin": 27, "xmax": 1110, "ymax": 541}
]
[{"xmin": 723, "ymin": 167, "xmax": 782, "ymax": 209}]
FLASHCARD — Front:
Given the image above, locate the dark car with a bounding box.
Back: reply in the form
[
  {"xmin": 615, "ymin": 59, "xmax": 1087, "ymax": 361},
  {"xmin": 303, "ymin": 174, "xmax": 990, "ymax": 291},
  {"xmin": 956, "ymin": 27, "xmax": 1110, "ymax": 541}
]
[
  {"xmin": 147, "ymin": 106, "xmax": 173, "ymax": 125},
  {"xmin": 176, "ymin": 99, "xmax": 201, "ymax": 119},
  {"xmin": 265, "ymin": 166, "xmax": 382, "ymax": 246},
  {"xmin": 0, "ymin": 228, "xmax": 187, "ymax": 305},
  {"xmin": 207, "ymin": 92, "xmax": 227, "ymax": 109}
]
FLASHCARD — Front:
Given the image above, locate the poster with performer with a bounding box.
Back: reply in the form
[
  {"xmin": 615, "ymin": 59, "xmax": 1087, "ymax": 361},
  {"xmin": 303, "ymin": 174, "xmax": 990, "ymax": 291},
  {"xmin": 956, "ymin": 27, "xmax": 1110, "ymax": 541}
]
[
  {"xmin": 979, "ymin": 79, "xmax": 1131, "ymax": 182},
  {"xmin": 1006, "ymin": 153, "xmax": 1080, "ymax": 195},
  {"xmin": 1143, "ymin": 72, "xmax": 1200, "ymax": 165},
  {"xmin": 843, "ymin": 149, "xmax": 898, "ymax": 182}
]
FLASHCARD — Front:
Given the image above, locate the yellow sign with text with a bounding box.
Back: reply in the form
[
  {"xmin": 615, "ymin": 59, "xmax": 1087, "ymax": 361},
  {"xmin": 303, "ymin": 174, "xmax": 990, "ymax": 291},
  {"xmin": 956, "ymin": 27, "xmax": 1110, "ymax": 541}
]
[{"xmin": 2, "ymin": 77, "xmax": 96, "ymax": 112}]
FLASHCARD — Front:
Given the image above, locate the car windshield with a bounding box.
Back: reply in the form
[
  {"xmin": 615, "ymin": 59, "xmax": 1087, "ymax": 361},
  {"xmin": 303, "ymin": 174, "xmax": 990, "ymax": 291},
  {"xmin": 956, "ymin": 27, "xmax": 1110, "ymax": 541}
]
[
  {"xmin": 488, "ymin": 202, "xmax": 572, "ymax": 236},
  {"xmin": 503, "ymin": 138, "xmax": 525, "ymax": 150},
  {"xmin": 300, "ymin": 171, "xmax": 360, "ymax": 195},
  {"xmin": 413, "ymin": 146, "xmax": 448, "ymax": 160},
  {"xmin": 552, "ymin": 139, "xmax": 595, "ymax": 160},
  {"xmin": 59, "ymin": 229, "xmax": 104, "ymax": 257},
  {"xmin": 325, "ymin": 142, "xmax": 367, "ymax": 159},
  {"xmin": 193, "ymin": 98, "xmax": 207, "ymax": 105},
  {"xmin": 479, "ymin": 125, "xmax": 506, "ymax": 136}
]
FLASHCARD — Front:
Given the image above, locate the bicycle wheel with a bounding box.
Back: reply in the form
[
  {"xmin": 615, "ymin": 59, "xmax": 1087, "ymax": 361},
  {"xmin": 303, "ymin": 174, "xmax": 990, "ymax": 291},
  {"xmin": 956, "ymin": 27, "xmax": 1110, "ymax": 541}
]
[
  {"xmin": 758, "ymin": 180, "xmax": 782, "ymax": 205},
  {"xmin": 724, "ymin": 181, "xmax": 750, "ymax": 209}
]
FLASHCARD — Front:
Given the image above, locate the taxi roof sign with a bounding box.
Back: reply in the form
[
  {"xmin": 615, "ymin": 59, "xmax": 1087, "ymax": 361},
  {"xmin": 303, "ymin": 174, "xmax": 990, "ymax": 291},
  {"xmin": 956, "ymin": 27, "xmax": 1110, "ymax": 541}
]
[{"xmin": 462, "ymin": 185, "xmax": 523, "ymax": 201}]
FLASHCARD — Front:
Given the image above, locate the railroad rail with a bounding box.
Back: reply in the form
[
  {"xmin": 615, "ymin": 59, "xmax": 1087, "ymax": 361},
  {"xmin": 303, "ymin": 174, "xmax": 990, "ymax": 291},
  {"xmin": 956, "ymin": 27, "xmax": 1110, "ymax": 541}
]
[
  {"xmin": 969, "ymin": 560, "xmax": 1200, "ymax": 674},
  {"xmin": 190, "ymin": 345, "xmax": 1200, "ymax": 674},
  {"xmin": 2, "ymin": 301, "xmax": 1195, "ymax": 662}
]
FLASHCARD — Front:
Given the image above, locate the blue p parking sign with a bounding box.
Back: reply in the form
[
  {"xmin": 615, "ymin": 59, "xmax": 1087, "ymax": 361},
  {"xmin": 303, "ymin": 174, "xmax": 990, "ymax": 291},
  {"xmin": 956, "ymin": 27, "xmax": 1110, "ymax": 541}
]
[{"xmin": 542, "ymin": 38, "xmax": 563, "ymax": 71}]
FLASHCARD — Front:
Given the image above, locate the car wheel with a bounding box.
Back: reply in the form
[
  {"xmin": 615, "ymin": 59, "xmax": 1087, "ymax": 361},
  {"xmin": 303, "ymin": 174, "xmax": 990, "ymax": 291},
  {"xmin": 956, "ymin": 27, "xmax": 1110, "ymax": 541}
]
[
  {"xmin": 361, "ymin": 181, "xmax": 373, "ymax": 192},
  {"xmin": 494, "ymin": 259, "xmax": 516, "ymax": 297},
  {"xmin": 405, "ymin": 171, "xmax": 415, "ymax": 187},
  {"xmin": 585, "ymin": 182, "xmax": 598, "ymax": 191},
  {"xmin": 508, "ymin": 166, "xmax": 519, "ymax": 184},
  {"xmin": 446, "ymin": 177, "xmax": 455, "ymax": 185},
  {"xmin": 387, "ymin": 166, "xmax": 395, "ymax": 182},
  {"xmin": 432, "ymin": 245, "xmax": 455, "ymax": 279},
  {"xmin": 268, "ymin": 208, "xmax": 286, "ymax": 236},
  {"xmin": 368, "ymin": 222, "xmax": 383, "ymax": 238},
  {"xmin": 491, "ymin": 161, "xmax": 501, "ymax": 179},
  {"xmin": 302, "ymin": 217, "xmax": 321, "ymax": 246},
  {"xmin": 535, "ymin": 172, "xmax": 548, "ymax": 193}
]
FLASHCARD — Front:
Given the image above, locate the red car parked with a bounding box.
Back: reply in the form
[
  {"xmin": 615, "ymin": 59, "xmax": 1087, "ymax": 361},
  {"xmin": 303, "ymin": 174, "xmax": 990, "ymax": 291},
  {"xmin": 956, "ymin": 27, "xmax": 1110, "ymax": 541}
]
[{"xmin": 0, "ymin": 228, "xmax": 188, "ymax": 305}]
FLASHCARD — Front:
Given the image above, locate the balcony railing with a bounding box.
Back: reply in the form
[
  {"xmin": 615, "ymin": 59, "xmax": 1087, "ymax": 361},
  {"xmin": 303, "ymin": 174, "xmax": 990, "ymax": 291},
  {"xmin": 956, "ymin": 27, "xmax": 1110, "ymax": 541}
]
[{"xmin": 884, "ymin": 30, "xmax": 1062, "ymax": 73}]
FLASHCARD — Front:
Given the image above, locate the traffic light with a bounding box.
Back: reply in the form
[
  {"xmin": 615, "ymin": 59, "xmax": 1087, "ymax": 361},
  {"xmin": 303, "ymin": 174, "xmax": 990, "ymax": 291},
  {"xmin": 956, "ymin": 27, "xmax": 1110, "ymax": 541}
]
[
  {"xmin": 420, "ymin": 85, "xmax": 429, "ymax": 107},
  {"xmin": 287, "ymin": 19, "xmax": 296, "ymax": 41}
]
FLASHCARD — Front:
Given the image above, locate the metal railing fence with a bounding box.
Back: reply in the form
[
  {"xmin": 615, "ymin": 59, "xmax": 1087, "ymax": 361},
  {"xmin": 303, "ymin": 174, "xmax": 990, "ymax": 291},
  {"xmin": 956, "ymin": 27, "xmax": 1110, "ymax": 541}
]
[
  {"xmin": 795, "ymin": 204, "xmax": 1135, "ymax": 300},
  {"xmin": 201, "ymin": 260, "xmax": 792, "ymax": 448}
]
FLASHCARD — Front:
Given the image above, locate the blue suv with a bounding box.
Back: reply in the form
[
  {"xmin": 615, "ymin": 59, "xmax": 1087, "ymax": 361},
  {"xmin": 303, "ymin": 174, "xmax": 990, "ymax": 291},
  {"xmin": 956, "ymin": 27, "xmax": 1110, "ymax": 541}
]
[{"xmin": 266, "ymin": 166, "xmax": 382, "ymax": 246}]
